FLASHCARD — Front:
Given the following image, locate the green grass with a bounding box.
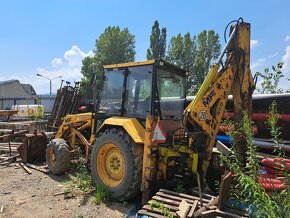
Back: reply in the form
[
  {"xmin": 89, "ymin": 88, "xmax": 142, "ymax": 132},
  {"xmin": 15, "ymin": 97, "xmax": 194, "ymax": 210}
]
[{"xmin": 94, "ymin": 184, "xmax": 111, "ymax": 204}]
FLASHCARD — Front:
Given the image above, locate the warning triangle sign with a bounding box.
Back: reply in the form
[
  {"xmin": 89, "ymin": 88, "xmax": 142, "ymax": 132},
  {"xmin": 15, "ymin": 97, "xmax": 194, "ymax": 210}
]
[{"xmin": 151, "ymin": 123, "xmax": 166, "ymax": 144}]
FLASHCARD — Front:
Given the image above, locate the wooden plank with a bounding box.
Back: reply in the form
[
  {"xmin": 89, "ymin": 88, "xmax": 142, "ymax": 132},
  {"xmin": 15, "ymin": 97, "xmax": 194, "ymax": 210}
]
[
  {"xmin": 25, "ymin": 163, "xmax": 50, "ymax": 174},
  {"xmin": 0, "ymin": 142, "xmax": 23, "ymax": 147},
  {"xmin": 191, "ymin": 190, "xmax": 216, "ymax": 200},
  {"xmin": 0, "ymin": 129, "xmax": 13, "ymax": 133},
  {"xmin": 0, "ymin": 129, "xmax": 28, "ymax": 140},
  {"xmin": 201, "ymin": 210, "xmax": 216, "ymax": 218},
  {"xmin": 159, "ymin": 189, "xmax": 211, "ymax": 203},
  {"xmin": 188, "ymin": 200, "xmax": 198, "ymax": 218},
  {"xmin": 138, "ymin": 209, "xmax": 166, "ymax": 218},
  {"xmin": 223, "ymin": 207, "xmax": 249, "ymax": 217},
  {"xmin": 176, "ymin": 200, "xmax": 190, "ymax": 218},
  {"xmin": 152, "ymin": 195, "xmax": 181, "ymax": 206},
  {"xmin": 215, "ymin": 209, "xmax": 245, "ymax": 218},
  {"xmin": 148, "ymin": 200, "xmax": 179, "ymax": 211},
  {"xmin": 19, "ymin": 163, "xmax": 32, "ymax": 174},
  {"xmin": 218, "ymin": 172, "xmax": 233, "ymax": 210},
  {"xmin": 143, "ymin": 205, "xmax": 177, "ymax": 217},
  {"xmin": 0, "ymin": 154, "xmax": 19, "ymax": 163},
  {"xmin": 156, "ymin": 192, "xmax": 196, "ymax": 205},
  {"xmin": 193, "ymin": 197, "xmax": 219, "ymax": 217}
]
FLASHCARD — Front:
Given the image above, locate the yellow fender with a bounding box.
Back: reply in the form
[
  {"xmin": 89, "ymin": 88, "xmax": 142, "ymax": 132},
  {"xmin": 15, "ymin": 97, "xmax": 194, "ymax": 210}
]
[{"xmin": 97, "ymin": 117, "xmax": 145, "ymax": 144}]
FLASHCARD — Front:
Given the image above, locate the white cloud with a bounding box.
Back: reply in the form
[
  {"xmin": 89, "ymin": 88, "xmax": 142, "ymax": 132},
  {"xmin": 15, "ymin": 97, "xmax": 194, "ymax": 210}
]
[
  {"xmin": 282, "ymin": 46, "xmax": 290, "ymax": 74},
  {"xmin": 285, "ymin": 35, "xmax": 290, "ymax": 41},
  {"xmin": 51, "ymin": 58, "xmax": 63, "ymax": 67},
  {"xmin": 64, "ymin": 45, "xmax": 93, "ymax": 67},
  {"xmin": 250, "ymin": 39, "xmax": 260, "ymax": 48},
  {"xmin": 250, "ymin": 58, "xmax": 266, "ymax": 72},
  {"xmin": 268, "ymin": 52, "xmax": 278, "ymax": 59},
  {"xmin": 22, "ymin": 45, "xmax": 94, "ymax": 94}
]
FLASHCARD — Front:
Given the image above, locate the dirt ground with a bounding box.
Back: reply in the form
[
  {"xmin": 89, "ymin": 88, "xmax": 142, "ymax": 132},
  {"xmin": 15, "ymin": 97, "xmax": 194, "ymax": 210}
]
[{"xmin": 0, "ymin": 161, "xmax": 137, "ymax": 218}]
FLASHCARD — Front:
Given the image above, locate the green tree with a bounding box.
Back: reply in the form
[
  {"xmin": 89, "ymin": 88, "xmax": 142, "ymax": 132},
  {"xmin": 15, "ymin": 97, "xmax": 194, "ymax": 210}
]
[
  {"xmin": 81, "ymin": 26, "xmax": 136, "ymax": 98},
  {"xmin": 147, "ymin": 20, "xmax": 167, "ymax": 60},
  {"xmin": 257, "ymin": 62, "xmax": 284, "ymax": 94},
  {"xmin": 193, "ymin": 30, "xmax": 220, "ymax": 93},
  {"xmin": 167, "ymin": 30, "xmax": 220, "ymax": 94}
]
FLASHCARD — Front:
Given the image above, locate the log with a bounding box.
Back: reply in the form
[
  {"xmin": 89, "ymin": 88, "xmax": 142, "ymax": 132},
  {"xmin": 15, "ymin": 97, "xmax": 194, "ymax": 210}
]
[
  {"xmin": 25, "ymin": 163, "xmax": 50, "ymax": 174},
  {"xmin": 19, "ymin": 163, "xmax": 32, "ymax": 174}
]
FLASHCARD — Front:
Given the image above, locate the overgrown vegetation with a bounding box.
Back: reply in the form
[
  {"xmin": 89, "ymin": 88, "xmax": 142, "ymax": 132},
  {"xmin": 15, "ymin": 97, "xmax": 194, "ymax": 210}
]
[
  {"xmin": 149, "ymin": 200, "xmax": 173, "ymax": 218},
  {"xmin": 64, "ymin": 146, "xmax": 110, "ymax": 204},
  {"xmin": 220, "ymin": 104, "xmax": 290, "ymax": 217}
]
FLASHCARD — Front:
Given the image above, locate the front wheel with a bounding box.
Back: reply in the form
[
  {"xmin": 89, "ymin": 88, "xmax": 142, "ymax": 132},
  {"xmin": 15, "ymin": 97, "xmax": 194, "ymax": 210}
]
[
  {"xmin": 46, "ymin": 138, "xmax": 70, "ymax": 175},
  {"xmin": 90, "ymin": 128, "xmax": 143, "ymax": 200}
]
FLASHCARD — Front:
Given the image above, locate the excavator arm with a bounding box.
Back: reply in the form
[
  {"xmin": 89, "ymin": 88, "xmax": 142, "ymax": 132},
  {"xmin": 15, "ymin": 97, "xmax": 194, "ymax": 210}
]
[{"xmin": 183, "ymin": 18, "xmax": 255, "ymax": 179}]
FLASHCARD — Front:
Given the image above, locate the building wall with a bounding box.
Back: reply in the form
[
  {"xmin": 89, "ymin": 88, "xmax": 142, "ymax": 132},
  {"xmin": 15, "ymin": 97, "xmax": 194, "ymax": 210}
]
[{"xmin": 0, "ymin": 95, "xmax": 56, "ymax": 113}]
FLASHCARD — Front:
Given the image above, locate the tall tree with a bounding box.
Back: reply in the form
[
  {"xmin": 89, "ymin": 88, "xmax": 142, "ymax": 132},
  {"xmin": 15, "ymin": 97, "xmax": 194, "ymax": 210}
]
[
  {"xmin": 81, "ymin": 26, "xmax": 136, "ymax": 98},
  {"xmin": 166, "ymin": 30, "xmax": 221, "ymax": 94},
  {"xmin": 147, "ymin": 20, "xmax": 167, "ymax": 60},
  {"xmin": 166, "ymin": 33, "xmax": 197, "ymax": 90},
  {"xmin": 193, "ymin": 30, "xmax": 220, "ymax": 90}
]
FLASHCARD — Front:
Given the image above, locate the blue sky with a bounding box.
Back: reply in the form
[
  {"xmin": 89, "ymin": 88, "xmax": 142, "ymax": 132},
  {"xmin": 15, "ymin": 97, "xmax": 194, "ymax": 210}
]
[{"xmin": 1, "ymin": 0, "xmax": 290, "ymax": 94}]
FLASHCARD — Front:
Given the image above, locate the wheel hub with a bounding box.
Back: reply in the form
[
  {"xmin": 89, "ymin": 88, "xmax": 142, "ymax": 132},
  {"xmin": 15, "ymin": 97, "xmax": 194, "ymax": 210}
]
[
  {"xmin": 97, "ymin": 143, "xmax": 125, "ymax": 187},
  {"xmin": 48, "ymin": 148, "xmax": 56, "ymax": 163}
]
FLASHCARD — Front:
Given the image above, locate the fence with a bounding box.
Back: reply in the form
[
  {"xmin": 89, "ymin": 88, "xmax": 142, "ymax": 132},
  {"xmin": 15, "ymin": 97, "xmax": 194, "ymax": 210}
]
[{"xmin": 0, "ymin": 95, "xmax": 56, "ymax": 114}]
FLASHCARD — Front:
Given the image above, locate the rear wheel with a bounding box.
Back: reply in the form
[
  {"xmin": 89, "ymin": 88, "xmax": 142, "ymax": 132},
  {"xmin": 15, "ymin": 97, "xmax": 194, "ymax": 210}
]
[
  {"xmin": 46, "ymin": 138, "xmax": 70, "ymax": 175},
  {"xmin": 91, "ymin": 128, "xmax": 143, "ymax": 200}
]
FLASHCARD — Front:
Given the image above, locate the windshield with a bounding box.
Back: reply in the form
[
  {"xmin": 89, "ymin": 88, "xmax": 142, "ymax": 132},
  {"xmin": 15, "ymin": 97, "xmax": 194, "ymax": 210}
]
[
  {"xmin": 125, "ymin": 65, "xmax": 152, "ymax": 118},
  {"xmin": 98, "ymin": 65, "xmax": 153, "ymax": 118},
  {"xmin": 157, "ymin": 68, "xmax": 186, "ymax": 119},
  {"xmin": 98, "ymin": 70, "xmax": 123, "ymax": 115}
]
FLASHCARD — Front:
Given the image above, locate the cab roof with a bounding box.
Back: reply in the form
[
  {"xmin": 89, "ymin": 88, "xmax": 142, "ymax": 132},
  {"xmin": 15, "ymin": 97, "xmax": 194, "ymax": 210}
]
[{"xmin": 103, "ymin": 59, "xmax": 187, "ymax": 77}]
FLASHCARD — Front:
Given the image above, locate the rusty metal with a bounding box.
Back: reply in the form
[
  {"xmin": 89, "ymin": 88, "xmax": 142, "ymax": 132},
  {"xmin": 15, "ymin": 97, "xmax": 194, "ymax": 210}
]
[
  {"xmin": 47, "ymin": 81, "xmax": 82, "ymax": 131},
  {"xmin": 18, "ymin": 133, "xmax": 48, "ymax": 163}
]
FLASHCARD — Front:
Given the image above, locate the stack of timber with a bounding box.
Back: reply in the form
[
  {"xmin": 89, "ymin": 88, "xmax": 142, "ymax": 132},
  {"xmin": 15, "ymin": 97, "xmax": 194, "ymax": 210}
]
[{"xmin": 0, "ymin": 129, "xmax": 27, "ymax": 163}]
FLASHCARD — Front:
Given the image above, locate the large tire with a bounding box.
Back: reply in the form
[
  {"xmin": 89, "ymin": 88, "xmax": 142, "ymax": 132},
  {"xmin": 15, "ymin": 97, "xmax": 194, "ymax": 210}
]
[
  {"xmin": 91, "ymin": 128, "xmax": 143, "ymax": 200},
  {"xmin": 46, "ymin": 138, "xmax": 70, "ymax": 175}
]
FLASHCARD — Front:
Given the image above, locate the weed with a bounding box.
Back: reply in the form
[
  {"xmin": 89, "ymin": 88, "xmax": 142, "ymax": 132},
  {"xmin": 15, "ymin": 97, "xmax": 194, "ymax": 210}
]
[
  {"xmin": 266, "ymin": 101, "xmax": 284, "ymax": 156},
  {"xmin": 149, "ymin": 200, "xmax": 173, "ymax": 218},
  {"xmin": 94, "ymin": 184, "xmax": 111, "ymax": 204},
  {"xmin": 64, "ymin": 147, "xmax": 93, "ymax": 193},
  {"xmin": 220, "ymin": 110, "xmax": 290, "ymax": 217},
  {"xmin": 174, "ymin": 184, "xmax": 185, "ymax": 193}
]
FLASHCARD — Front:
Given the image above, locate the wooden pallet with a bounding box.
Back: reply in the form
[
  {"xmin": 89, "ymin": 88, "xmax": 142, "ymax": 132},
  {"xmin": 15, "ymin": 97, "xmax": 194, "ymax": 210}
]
[{"xmin": 137, "ymin": 189, "xmax": 247, "ymax": 218}]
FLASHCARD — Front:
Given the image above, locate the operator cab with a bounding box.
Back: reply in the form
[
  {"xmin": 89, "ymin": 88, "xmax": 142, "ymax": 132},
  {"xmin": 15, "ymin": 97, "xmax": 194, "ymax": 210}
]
[{"xmin": 98, "ymin": 60, "xmax": 187, "ymax": 120}]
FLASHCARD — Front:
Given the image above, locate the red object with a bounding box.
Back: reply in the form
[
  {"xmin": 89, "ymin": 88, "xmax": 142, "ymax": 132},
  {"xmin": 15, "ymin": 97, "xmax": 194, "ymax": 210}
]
[
  {"xmin": 259, "ymin": 177, "xmax": 288, "ymax": 185},
  {"xmin": 274, "ymin": 158, "xmax": 290, "ymax": 164},
  {"xmin": 263, "ymin": 166, "xmax": 285, "ymax": 176},
  {"xmin": 224, "ymin": 112, "xmax": 290, "ymax": 122},
  {"xmin": 262, "ymin": 158, "xmax": 290, "ymax": 172},
  {"xmin": 218, "ymin": 125, "xmax": 258, "ymax": 134},
  {"xmin": 259, "ymin": 182, "xmax": 288, "ymax": 190},
  {"xmin": 79, "ymin": 106, "xmax": 86, "ymax": 111}
]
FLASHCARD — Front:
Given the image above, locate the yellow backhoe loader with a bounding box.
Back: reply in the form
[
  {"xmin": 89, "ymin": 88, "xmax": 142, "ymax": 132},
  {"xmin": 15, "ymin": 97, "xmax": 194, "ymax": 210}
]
[{"xmin": 45, "ymin": 18, "xmax": 254, "ymax": 202}]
